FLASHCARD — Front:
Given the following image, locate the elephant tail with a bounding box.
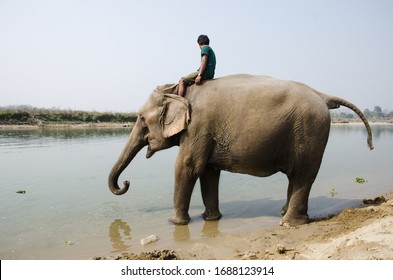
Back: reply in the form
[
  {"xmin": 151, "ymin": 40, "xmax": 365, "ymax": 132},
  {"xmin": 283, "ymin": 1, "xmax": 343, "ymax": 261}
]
[{"xmin": 317, "ymin": 92, "xmax": 374, "ymax": 150}]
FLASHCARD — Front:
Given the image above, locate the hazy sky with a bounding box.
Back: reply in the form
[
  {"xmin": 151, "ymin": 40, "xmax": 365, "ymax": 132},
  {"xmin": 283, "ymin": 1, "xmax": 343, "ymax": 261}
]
[{"xmin": 1, "ymin": 0, "xmax": 392, "ymax": 112}]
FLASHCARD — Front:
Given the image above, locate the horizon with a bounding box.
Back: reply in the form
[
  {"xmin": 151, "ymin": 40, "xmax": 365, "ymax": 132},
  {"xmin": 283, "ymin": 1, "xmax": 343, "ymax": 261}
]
[{"xmin": 1, "ymin": 103, "xmax": 392, "ymax": 116}]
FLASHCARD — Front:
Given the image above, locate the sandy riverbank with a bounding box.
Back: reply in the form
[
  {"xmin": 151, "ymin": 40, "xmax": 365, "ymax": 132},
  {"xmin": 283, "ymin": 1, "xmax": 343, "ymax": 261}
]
[{"xmin": 97, "ymin": 192, "xmax": 393, "ymax": 260}]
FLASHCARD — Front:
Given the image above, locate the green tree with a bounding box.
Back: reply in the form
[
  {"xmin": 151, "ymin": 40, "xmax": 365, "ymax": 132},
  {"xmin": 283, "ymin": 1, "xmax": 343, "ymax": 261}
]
[
  {"xmin": 372, "ymin": 106, "xmax": 383, "ymax": 119},
  {"xmin": 363, "ymin": 109, "xmax": 372, "ymax": 119}
]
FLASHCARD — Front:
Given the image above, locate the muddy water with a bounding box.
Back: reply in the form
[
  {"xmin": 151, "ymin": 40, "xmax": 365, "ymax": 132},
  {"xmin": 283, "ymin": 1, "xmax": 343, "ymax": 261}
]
[{"xmin": 0, "ymin": 124, "xmax": 392, "ymax": 259}]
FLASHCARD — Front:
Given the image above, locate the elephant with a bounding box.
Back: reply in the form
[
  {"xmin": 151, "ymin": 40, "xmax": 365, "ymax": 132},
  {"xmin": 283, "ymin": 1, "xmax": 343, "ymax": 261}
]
[{"xmin": 108, "ymin": 74, "xmax": 373, "ymax": 226}]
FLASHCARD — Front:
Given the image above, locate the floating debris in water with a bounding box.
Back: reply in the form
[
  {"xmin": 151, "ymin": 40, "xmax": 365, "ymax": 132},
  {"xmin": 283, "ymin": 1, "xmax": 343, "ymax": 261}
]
[
  {"xmin": 355, "ymin": 177, "xmax": 367, "ymax": 183},
  {"xmin": 330, "ymin": 188, "xmax": 338, "ymax": 197},
  {"xmin": 64, "ymin": 240, "xmax": 74, "ymax": 245}
]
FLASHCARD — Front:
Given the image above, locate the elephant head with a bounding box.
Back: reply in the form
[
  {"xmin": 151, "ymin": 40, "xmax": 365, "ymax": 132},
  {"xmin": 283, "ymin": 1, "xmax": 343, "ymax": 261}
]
[{"xmin": 108, "ymin": 87, "xmax": 190, "ymax": 195}]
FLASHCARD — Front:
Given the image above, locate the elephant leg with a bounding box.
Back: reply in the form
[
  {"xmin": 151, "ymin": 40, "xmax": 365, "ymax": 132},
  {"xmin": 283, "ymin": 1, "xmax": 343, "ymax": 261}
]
[
  {"xmin": 280, "ymin": 180, "xmax": 311, "ymax": 226},
  {"xmin": 281, "ymin": 126, "xmax": 328, "ymax": 226},
  {"xmin": 169, "ymin": 154, "xmax": 199, "ymax": 225},
  {"xmin": 200, "ymin": 165, "xmax": 222, "ymax": 221},
  {"xmin": 281, "ymin": 168, "xmax": 319, "ymax": 226},
  {"xmin": 170, "ymin": 174, "xmax": 197, "ymax": 225}
]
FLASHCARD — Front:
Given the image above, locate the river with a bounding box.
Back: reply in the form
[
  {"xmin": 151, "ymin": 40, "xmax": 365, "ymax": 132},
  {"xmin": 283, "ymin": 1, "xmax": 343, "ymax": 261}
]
[{"xmin": 0, "ymin": 124, "xmax": 392, "ymax": 259}]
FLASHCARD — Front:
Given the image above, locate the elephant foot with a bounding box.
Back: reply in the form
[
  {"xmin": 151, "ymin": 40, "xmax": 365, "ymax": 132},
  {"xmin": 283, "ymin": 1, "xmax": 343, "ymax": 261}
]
[
  {"xmin": 202, "ymin": 209, "xmax": 222, "ymax": 221},
  {"xmin": 280, "ymin": 212, "xmax": 309, "ymax": 227},
  {"xmin": 169, "ymin": 214, "xmax": 191, "ymax": 225}
]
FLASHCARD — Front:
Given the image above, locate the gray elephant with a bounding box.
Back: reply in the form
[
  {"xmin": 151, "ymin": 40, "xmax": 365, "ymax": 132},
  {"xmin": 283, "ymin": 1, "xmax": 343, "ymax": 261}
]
[{"xmin": 108, "ymin": 74, "xmax": 373, "ymax": 226}]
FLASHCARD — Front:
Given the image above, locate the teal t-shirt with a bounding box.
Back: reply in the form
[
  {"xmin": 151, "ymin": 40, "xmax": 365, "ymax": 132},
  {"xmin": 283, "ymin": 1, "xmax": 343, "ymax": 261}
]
[{"xmin": 200, "ymin": 45, "xmax": 216, "ymax": 79}]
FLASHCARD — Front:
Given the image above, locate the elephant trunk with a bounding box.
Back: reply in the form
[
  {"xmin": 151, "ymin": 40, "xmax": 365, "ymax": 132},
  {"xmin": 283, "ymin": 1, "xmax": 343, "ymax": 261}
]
[{"xmin": 108, "ymin": 121, "xmax": 146, "ymax": 195}]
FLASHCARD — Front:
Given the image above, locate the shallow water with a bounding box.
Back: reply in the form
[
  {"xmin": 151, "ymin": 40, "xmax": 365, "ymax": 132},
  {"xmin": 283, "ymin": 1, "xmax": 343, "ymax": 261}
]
[{"xmin": 0, "ymin": 124, "xmax": 392, "ymax": 259}]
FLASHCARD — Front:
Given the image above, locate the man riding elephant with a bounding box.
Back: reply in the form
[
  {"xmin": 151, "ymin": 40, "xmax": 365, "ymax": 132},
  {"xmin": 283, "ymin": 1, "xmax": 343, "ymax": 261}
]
[{"xmin": 178, "ymin": 34, "xmax": 216, "ymax": 97}]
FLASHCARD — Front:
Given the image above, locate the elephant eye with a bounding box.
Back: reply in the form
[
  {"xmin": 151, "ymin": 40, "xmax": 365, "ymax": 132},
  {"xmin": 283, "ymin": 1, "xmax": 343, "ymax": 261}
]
[{"xmin": 139, "ymin": 115, "xmax": 148, "ymax": 128}]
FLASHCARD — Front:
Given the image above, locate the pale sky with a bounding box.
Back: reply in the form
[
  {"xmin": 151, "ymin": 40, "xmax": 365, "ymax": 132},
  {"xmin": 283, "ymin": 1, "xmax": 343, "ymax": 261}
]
[{"xmin": 0, "ymin": 0, "xmax": 392, "ymax": 112}]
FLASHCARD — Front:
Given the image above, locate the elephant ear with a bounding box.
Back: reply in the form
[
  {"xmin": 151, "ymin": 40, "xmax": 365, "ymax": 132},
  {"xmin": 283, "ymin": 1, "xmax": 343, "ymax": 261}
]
[{"xmin": 160, "ymin": 94, "xmax": 190, "ymax": 138}]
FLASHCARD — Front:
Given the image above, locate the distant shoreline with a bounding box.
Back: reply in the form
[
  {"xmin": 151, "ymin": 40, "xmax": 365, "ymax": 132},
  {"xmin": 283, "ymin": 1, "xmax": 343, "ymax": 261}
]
[{"xmin": 1, "ymin": 119, "xmax": 392, "ymax": 130}]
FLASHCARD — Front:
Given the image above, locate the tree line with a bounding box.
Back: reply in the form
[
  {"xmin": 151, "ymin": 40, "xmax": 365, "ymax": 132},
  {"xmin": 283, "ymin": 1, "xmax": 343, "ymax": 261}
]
[
  {"xmin": 1, "ymin": 104, "xmax": 392, "ymax": 125},
  {"xmin": 331, "ymin": 105, "xmax": 393, "ymax": 121},
  {"xmin": 0, "ymin": 105, "xmax": 137, "ymax": 125}
]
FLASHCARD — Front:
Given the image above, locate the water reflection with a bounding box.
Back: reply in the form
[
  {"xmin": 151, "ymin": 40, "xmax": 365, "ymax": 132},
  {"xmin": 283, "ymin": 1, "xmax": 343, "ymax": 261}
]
[
  {"xmin": 173, "ymin": 225, "xmax": 190, "ymax": 241},
  {"xmin": 201, "ymin": 220, "xmax": 220, "ymax": 237},
  {"xmin": 108, "ymin": 218, "xmax": 221, "ymax": 250},
  {"xmin": 0, "ymin": 127, "xmax": 131, "ymax": 151},
  {"xmin": 109, "ymin": 219, "xmax": 132, "ymax": 252},
  {"xmin": 369, "ymin": 124, "xmax": 393, "ymax": 139},
  {"xmin": 0, "ymin": 127, "xmax": 130, "ymax": 141},
  {"xmin": 173, "ymin": 220, "xmax": 220, "ymax": 241},
  {"xmin": 331, "ymin": 123, "xmax": 393, "ymax": 139}
]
